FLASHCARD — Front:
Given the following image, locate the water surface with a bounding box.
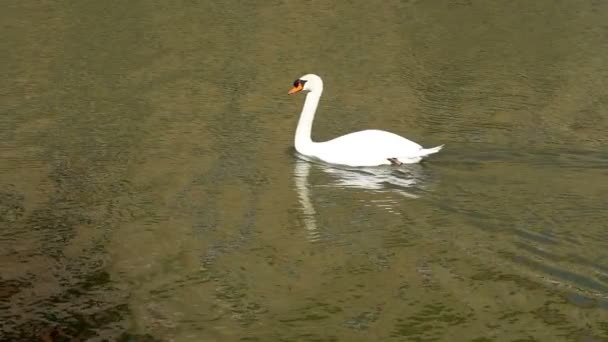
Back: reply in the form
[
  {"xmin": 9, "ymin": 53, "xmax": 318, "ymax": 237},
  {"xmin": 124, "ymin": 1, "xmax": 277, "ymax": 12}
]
[{"xmin": 2, "ymin": 1, "xmax": 608, "ymax": 340}]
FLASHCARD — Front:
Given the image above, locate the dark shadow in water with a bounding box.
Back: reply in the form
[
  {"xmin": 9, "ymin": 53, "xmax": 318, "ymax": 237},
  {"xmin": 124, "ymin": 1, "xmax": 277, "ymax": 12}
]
[{"xmin": 0, "ymin": 271, "xmax": 130, "ymax": 341}]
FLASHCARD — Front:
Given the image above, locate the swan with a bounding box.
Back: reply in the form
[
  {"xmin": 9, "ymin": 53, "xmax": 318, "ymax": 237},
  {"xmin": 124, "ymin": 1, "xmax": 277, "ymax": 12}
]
[{"xmin": 288, "ymin": 74, "xmax": 443, "ymax": 167}]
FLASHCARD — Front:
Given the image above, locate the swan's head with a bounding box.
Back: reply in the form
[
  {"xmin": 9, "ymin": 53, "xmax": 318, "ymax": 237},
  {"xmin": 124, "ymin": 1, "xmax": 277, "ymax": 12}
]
[{"xmin": 288, "ymin": 74, "xmax": 323, "ymax": 95}]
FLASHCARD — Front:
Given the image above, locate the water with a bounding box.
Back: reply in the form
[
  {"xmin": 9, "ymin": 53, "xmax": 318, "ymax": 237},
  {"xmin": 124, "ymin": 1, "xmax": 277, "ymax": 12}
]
[{"xmin": 1, "ymin": 1, "xmax": 608, "ymax": 340}]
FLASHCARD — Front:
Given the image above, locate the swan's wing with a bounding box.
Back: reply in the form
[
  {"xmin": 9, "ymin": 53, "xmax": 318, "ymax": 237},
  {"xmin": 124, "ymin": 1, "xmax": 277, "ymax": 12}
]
[
  {"xmin": 327, "ymin": 129, "xmax": 421, "ymax": 149},
  {"xmin": 316, "ymin": 130, "xmax": 424, "ymax": 166}
]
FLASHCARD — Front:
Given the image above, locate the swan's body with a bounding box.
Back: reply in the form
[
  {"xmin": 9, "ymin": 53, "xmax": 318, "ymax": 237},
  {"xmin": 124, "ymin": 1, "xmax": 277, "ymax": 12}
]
[{"xmin": 289, "ymin": 74, "xmax": 443, "ymax": 167}]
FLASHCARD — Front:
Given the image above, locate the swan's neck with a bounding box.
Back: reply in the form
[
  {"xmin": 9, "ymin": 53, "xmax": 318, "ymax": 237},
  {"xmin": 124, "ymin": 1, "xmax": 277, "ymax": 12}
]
[{"xmin": 295, "ymin": 90, "xmax": 322, "ymax": 154}]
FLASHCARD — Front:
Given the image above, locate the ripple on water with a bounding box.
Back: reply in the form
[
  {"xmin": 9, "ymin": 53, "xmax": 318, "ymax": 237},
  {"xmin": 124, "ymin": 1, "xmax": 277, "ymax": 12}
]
[{"xmin": 430, "ymin": 144, "xmax": 608, "ymax": 311}]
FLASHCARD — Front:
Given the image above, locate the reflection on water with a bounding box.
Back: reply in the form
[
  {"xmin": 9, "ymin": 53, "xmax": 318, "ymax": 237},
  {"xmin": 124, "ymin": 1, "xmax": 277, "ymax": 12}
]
[
  {"xmin": 293, "ymin": 159, "xmax": 319, "ymax": 241},
  {"xmin": 294, "ymin": 155, "xmax": 430, "ymax": 242}
]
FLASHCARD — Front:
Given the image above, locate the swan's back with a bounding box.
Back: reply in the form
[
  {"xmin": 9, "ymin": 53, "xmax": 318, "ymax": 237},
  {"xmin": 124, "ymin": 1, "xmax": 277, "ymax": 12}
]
[{"xmin": 315, "ymin": 129, "xmax": 425, "ymax": 166}]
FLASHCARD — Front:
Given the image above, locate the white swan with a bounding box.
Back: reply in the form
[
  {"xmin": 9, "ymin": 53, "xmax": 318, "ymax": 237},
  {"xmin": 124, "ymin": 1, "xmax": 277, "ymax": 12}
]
[{"xmin": 289, "ymin": 74, "xmax": 443, "ymax": 167}]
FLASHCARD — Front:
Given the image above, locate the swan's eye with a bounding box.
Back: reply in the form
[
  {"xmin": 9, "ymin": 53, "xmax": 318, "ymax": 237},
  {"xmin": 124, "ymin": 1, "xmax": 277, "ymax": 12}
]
[{"xmin": 293, "ymin": 79, "xmax": 308, "ymax": 87}]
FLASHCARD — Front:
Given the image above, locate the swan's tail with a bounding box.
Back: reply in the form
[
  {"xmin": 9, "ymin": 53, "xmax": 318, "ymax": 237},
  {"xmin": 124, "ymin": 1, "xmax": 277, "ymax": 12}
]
[{"xmin": 419, "ymin": 144, "xmax": 444, "ymax": 157}]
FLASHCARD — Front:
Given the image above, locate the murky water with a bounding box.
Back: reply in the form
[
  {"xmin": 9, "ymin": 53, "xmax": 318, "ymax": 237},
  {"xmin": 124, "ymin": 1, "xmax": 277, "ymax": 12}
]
[{"xmin": 2, "ymin": 1, "xmax": 608, "ymax": 340}]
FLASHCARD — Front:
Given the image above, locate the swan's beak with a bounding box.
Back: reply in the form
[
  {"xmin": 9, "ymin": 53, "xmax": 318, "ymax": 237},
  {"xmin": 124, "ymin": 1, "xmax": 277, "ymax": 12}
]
[{"xmin": 288, "ymin": 83, "xmax": 303, "ymax": 95}]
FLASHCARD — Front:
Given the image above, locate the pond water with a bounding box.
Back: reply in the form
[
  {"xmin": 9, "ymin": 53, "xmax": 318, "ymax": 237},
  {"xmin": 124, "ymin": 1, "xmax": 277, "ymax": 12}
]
[{"xmin": 1, "ymin": 1, "xmax": 608, "ymax": 340}]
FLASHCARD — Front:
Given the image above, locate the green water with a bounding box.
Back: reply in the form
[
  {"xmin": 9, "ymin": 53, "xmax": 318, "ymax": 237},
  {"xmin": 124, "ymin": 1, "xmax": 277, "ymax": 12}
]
[{"xmin": 2, "ymin": 1, "xmax": 608, "ymax": 341}]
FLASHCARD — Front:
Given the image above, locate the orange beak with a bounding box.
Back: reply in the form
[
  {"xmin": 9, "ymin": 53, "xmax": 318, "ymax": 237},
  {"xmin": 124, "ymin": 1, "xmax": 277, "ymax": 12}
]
[{"xmin": 288, "ymin": 83, "xmax": 303, "ymax": 95}]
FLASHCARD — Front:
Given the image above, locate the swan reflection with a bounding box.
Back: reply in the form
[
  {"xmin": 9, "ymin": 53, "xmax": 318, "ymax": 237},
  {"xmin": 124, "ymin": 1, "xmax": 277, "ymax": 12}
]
[{"xmin": 293, "ymin": 156, "xmax": 429, "ymax": 242}]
